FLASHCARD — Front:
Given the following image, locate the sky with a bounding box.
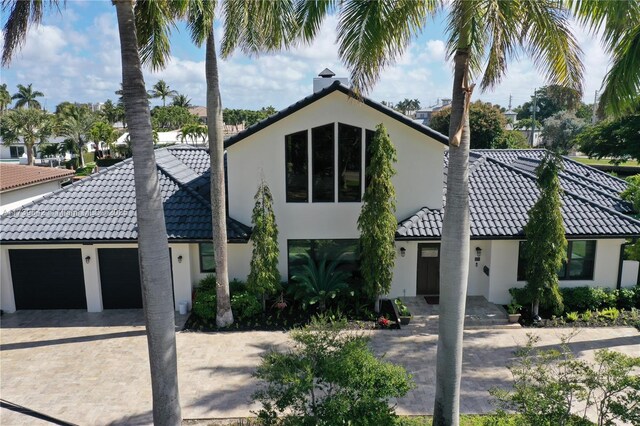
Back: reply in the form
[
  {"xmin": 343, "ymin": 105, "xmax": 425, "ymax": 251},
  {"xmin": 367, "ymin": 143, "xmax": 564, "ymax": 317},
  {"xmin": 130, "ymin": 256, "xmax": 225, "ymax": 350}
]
[{"xmin": 1, "ymin": 1, "xmax": 610, "ymax": 112}]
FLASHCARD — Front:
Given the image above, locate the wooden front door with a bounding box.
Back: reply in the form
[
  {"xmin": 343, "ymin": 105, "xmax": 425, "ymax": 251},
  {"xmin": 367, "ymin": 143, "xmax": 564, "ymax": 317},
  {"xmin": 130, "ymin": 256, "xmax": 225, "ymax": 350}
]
[{"xmin": 416, "ymin": 244, "xmax": 440, "ymax": 295}]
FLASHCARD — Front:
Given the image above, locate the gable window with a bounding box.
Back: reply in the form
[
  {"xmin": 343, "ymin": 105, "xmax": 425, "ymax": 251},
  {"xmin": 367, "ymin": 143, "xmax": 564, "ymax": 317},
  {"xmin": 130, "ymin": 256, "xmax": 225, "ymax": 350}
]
[
  {"xmin": 285, "ymin": 130, "xmax": 308, "ymax": 202},
  {"xmin": 517, "ymin": 240, "xmax": 596, "ymax": 281},
  {"xmin": 199, "ymin": 243, "xmax": 215, "ymax": 273},
  {"xmin": 338, "ymin": 123, "xmax": 362, "ymax": 202},
  {"xmin": 312, "ymin": 124, "xmax": 335, "ymax": 202}
]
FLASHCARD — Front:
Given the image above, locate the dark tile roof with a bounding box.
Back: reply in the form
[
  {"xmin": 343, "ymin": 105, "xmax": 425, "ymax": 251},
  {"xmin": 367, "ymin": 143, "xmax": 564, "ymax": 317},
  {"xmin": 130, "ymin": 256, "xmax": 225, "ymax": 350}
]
[
  {"xmin": 0, "ymin": 147, "xmax": 250, "ymax": 243},
  {"xmin": 224, "ymin": 81, "xmax": 449, "ymax": 148},
  {"xmin": 397, "ymin": 150, "xmax": 640, "ymax": 240}
]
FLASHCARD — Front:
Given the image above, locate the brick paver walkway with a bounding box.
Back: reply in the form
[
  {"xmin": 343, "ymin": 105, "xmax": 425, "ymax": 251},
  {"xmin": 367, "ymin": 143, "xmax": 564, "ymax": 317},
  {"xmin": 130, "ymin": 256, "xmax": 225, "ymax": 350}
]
[{"xmin": 1, "ymin": 310, "xmax": 638, "ymax": 425}]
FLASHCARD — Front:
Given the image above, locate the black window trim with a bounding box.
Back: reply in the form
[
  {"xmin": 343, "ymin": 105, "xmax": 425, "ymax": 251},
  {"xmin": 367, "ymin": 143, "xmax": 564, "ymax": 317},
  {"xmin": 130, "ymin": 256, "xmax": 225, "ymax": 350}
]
[
  {"xmin": 337, "ymin": 122, "xmax": 363, "ymax": 203},
  {"xmin": 517, "ymin": 239, "xmax": 597, "ymax": 281},
  {"xmin": 311, "ymin": 123, "xmax": 336, "ymax": 203},
  {"xmin": 286, "ymin": 238, "xmax": 360, "ymax": 281},
  {"xmin": 285, "ymin": 129, "xmax": 309, "ymax": 203}
]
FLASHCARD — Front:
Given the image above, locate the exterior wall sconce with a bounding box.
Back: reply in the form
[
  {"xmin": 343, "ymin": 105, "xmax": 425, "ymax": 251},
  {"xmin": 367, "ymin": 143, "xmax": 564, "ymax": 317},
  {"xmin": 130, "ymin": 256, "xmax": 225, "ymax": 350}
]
[
  {"xmin": 85, "ymin": 256, "xmax": 91, "ymax": 264},
  {"xmin": 177, "ymin": 255, "xmax": 183, "ymax": 263},
  {"xmin": 475, "ymin": 247, "xmax": 482, "ymax": 266},
  {"xmin": 400, "ymin": 247, "xmax": 406, "ymax": 257}
]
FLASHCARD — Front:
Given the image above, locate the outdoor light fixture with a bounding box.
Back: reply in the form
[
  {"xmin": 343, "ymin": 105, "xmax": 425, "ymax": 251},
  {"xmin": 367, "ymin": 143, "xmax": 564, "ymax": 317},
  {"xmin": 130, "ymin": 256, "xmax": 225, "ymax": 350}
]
[
  {"xmin": 85, "ymin": 256, "xmax": 91, "ymax": 264},
  {"xmin": 475, "ymin": 247, "xmax": 482, "ymax": 266},
  {"xmin": 400, "ymin": 247, "xmax": 406, "ymax": 257},
  {"xmin": 178, "ymin": 255, "xmax": 183, "ymax": 263}
]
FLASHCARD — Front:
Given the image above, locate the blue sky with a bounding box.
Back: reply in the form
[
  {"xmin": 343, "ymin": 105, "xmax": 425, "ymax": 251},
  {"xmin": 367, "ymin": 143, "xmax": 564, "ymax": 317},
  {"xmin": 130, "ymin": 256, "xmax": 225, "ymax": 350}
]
[{"xmin": 1, "ymin": 1, "xmax": 610, "ymax": 112}]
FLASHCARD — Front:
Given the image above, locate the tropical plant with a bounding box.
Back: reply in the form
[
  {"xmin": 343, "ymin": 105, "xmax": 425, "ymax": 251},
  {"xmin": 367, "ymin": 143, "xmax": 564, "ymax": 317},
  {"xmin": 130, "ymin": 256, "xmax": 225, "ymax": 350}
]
[
  {"xmin": 621, "ymin": 175, "xmax": 640, "ymax": 213},
  {"xmin": 494, "ymin": 130, "xmax": 529, "ymax": 149},
  {"xmin": 56, "ymin": 105, "xmax": 96, "ymax": 168},
  {"xmin": 151, "ymin": 105, "xmax": 199, "ymax": 131},
  {"xmin": 247, "ymin": 179, "xmax": 281, "ymax": 309},
  {"xmin": 100, "ymin": 99, "xmax": 124, "ymax": 125},
  {"xmin": 178, "ymin": 122, "xmax": 207, "ymax": 145},
  {"xmin": 290, "ymin": 2, "xmax": 584, "ymax": 423},
  {"xmin": 253, "ymin": 314, "xmax": 414, "ymax": 425},
  {"xmin": 429, "ymin": 101, "xmax": 507, "ymax": 149},
  {"xmin": 516, "ymin": 85, "xmax": 583, "ymax": 121},
  {"xmin": 523, "ymin": 152, "xmax": 567, "ymax": 317},
  {"xmin": 171, "ymin": 93, "xmax": 192, "ymax": 108},
  {"xmin": 0, "ymin": 108, "xmax": 53, "ymax": 165},
  {"xmin": 569, "ymin": 1, "xmax": 640, "ymax": 116},
  {"xmin": 395, "ymin": 298, "xmax": 411, "ymax": 317},
  {"xmin": 148, "ymin": 79, "xmax": 177, "ymax": 106},
  {"xmin": 396, "ymin": 98, "xmax": 421, "ymax": 115},
  {"xmin": 358, "ymin": 123, "xmax": 397, "ymax": 300},
  {"xmin": 0, "ymin": 83, "xmax": 11, "ymax": 113},
  {"xmin": 89, "ymin": 120, "xmax": 119, "ymax": 152},
  {"xmin": 11, "ymin": 83, "xmax": 44, "ymax": 109},
  {"xmin": 289, "ymin": 253, "xmax": 351, "ymax": 312}
]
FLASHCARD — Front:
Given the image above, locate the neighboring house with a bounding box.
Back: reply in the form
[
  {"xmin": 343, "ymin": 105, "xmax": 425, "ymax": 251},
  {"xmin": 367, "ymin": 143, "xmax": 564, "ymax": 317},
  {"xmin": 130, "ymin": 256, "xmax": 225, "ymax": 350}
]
[
  {"xmin": 188, "ymin": 106, "xmax": 208, "ymax": 124},
  {"xmin": 0, "ymin": 136, "xmax": 68, "ymax": 163},
  {"xmin": 1, "ymin": 80, "xmax": 638, "ymax": 313},
  {"xmin": 413, "ymin": 98, "xmax": 452, "ymax": 126},
  {"xmin": 0, "ymin": 164, "xmax": 74, "ymax": 213}
]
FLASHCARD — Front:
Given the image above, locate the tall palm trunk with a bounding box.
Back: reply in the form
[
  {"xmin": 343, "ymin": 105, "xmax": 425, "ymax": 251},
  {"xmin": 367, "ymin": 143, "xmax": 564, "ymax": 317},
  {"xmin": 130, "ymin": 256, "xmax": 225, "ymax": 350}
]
[
  {"xmin": 113, "ymin": 1, "xmax": 181, "ymax": 424},
  {"xmin": 206, "ymin": 31, "xmax": 233, "ymax": 327},
  {"xmin": 433, "ymin": 49, "xmax": 472, "ymax": 426}
]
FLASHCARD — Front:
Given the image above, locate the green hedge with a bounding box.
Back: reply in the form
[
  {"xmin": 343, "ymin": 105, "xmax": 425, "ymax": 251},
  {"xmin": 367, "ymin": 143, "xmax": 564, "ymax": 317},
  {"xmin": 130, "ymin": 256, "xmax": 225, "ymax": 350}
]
[
  {"xmin": 192, "ymin": 276, "xmax": 261, "ymax": 323},
  {"xmin": 510, "ymin": 285, "xmax": 640, "ymax": 314}
]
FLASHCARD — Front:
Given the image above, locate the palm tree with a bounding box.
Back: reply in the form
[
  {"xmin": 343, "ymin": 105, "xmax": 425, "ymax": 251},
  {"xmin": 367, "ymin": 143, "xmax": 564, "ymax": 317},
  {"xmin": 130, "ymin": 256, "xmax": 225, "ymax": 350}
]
[
  {"xmin": 56, "ymin": 105, "xmax": 96, "ymax": 168},
  {"xmin": 172, "ymin": 93, "xmax": 192, "ymax": 108},
  {"xmin": 2, "ymin": 1, "xmax": 181, "ymax": 423},
  {"xmin": 568, "ymin": 0, "xmax": 640, "ymax": 116},
  {"xmin": 294, "ymin": 1, "xmax": 583, "ymax": 424},
  {"xmin": 148, "ymin": 79, "xmax": 177, "ymax": 106},
  {"xmin": 12, "ymin": 83, "xmax": 44, "ymax": 109},
  {"xmin": 1, "ymin": 108, "xmax": 53, "ymax": 165},
  {"xmin": 100, "ymin": 99, "xmax": 119, "ymax": 124},
  {"xmin": 0, "ymin": 83, "xmax": 11, "ymax": 113},
  {"xmin": 178, "ymin": 122, "xmax": 207, "ymax": 145}
]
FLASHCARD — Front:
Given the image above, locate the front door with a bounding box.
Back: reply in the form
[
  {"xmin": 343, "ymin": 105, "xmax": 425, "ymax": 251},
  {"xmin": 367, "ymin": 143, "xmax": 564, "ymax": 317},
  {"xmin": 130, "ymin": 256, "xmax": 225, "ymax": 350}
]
[{"xmin": 416, "ymin": 244, "xmax": 440, "ymax": 295}]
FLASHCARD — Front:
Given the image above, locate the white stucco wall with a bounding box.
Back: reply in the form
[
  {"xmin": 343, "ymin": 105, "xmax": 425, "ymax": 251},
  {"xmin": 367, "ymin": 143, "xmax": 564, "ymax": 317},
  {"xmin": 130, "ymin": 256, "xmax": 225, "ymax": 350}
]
[
  {"xmin": 621, "ymin": 260, "xmax": 639, "ymax": 288},
  {"xmin": 467, "ymin": 240, "xmax": 491, "ymax": 299},
  {"xmin": 0, "ymin": 181, "xmax": 62, "ymax": 213},
  {"xmin": 390, "ymin": 241, "xmax": 420, "ymax": 298},
  {"xmin": 488, "ymin": 238, "xmax": 626, "ymax": 305},
  {"xmin": 227, "ymin": 90, "xmax": 446, "ymax": 280}
]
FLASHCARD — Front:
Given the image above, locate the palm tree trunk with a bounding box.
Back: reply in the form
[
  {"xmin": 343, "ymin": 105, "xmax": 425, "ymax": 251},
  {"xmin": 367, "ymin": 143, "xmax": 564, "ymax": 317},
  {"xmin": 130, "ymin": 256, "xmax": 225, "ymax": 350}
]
[
  {"xmin": 113, "ymin": 1, "xmax": 181, "ymax": 424},
  {"xmin": 206, "ymin": 31, "xmax": 233, "ymax": 327},
  {"xmin": 79, "ymin": 145, "xmax": 85, "ymax": 168},
  {"xmin": 433, "ymin": 48, "xmax": 472, "ymax": 426},
  {"xmin": 26, "ymin": 140, "xmax": 35, "ymax": 166}
]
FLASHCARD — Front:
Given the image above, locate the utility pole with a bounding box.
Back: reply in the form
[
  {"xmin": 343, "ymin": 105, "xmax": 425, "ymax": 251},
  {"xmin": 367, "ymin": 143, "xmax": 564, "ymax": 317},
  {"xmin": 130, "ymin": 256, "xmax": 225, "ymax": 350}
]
[
  {"xmin": 508, "ymin": 94, "xmax": 513, "ymax": 110},
  {"xmin": 592, "ymin": 89, "xmax": 599, "ymax": 124},
  {"xmin": 530, "ymin": 89, "xmax": 538, "ymax": 147}
]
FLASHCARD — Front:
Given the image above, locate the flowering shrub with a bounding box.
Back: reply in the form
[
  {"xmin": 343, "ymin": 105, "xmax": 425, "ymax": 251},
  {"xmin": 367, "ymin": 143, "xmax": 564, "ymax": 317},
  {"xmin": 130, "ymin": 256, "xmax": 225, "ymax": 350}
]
[{"xmin": 378, "ymin": 316, "xmax": 390, "ymax": 328}]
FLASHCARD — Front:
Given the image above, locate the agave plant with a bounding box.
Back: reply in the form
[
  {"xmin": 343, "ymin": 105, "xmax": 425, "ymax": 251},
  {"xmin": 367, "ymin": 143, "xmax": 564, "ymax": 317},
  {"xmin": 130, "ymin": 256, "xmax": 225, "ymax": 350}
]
[{"xmin": 289, "ymin": 253, "xmax": 351, "ymax": 312}]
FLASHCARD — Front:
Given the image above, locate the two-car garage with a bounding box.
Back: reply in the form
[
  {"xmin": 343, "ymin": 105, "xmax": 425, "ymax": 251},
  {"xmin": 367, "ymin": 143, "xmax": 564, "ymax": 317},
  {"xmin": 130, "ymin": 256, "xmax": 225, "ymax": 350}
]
[{"xmin": 7, "ymin": 248, "xmax": 143, "ymax": 310}]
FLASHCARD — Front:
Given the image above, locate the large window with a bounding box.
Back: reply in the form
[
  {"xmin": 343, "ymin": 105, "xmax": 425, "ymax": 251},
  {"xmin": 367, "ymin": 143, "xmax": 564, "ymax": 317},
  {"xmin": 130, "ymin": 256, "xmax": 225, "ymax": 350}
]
[
  {"xmin": 365, "ymin": 129, "xmax": 375, "ymax": 190},
  {"xmin": 312, "ymin": 124, "xmax": 335, "ymax": 202},
  {"xmin": 199, "ymin": 243, "xmax": 215, "ymax": 273},
  {"xmin": 287, "ymin": 239, "xmax": 360, "ymax": 280},
  {"xmin": 285, "ymin": 130, "xmax": 308, "ymax": 202},
  {"xmin": 338, "ymin": 123, "xmax": 362, "ymax": 202},
  {"xmin": 10, "ymin": 146, "xmax": 25, "ymax": 158},
  {"xmin": 517, "ymin": 240, "xmax": 596, "ymax": 281}
]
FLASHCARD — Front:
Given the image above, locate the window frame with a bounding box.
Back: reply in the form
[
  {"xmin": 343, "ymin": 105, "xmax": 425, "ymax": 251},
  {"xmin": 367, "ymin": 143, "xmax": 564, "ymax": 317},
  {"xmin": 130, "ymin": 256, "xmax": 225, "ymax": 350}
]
[
  {"xmin": 311, "ymin": 123, "xmax": 336, "ymax": 203},
  {"xmin": 337, "ymin": 122, "xmax": 363, "ymax": 202},
  {"xmin": 287, "ymin": 238, "xmax": 361, "ymax": 281},
  {"xmin": 285, "ymin": 130, "xmax": 309, "ymax": 203},
  {"xmin": 199, "ymin": 242, "xmax": 216, "ymax": 273},
  {"xmin": 517, "ymin": 240, "xmax": 597, "ymax": 281}
]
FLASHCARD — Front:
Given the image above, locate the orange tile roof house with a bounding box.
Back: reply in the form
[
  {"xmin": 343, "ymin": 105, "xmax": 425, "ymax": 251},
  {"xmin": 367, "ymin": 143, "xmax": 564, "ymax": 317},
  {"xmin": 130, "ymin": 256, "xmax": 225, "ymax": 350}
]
[{"xmin": 0, "ymin": 164, "xmax": 74, "ymax": 213}]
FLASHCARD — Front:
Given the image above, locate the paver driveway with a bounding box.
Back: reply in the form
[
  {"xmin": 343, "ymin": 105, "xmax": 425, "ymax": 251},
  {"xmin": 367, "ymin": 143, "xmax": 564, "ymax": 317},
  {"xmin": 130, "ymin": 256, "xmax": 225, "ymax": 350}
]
[{"xmin": 1, "ymin": 310, "xmax": 639, "ymax": 425}]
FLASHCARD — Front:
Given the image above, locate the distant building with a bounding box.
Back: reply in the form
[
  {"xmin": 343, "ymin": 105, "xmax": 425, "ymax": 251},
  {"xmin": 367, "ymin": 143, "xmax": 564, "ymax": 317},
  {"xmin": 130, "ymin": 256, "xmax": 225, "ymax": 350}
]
[{"xmin": 413, "ymin": 98, "xmax": 452, "ymax": 126}]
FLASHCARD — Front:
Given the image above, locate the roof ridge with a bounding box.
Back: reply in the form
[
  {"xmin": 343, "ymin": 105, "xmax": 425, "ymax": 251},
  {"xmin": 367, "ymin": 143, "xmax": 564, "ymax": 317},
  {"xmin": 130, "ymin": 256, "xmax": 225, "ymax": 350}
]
[
  {"xmin": 561, "ymin": 155, "xmax": 629, "ymax": 186},
  {"xmin": 224, "ymin": 81, "xmax": 449, "ymax": 148},
  {"xmin": 482, "ymin": 155, "xmax": 640, "ymax": 228}
]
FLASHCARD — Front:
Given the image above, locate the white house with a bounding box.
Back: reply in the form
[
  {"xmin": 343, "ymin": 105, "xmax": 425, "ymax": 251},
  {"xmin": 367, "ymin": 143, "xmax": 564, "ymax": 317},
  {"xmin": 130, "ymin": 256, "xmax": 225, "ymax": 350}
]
[
  {"xmin": 0, "ymin": 163, "xmax": 74, "ymax": 213},
  {"xmin": 1, "ymin": 78, "xmax": 638, "ymax": 313}
]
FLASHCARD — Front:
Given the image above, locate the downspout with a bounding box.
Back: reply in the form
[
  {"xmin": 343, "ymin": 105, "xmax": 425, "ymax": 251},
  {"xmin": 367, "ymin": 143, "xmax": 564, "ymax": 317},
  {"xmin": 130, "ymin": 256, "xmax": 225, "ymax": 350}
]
[{"xmin": 617, "ymin": 238, "xmax": 637, "ymax": 290}]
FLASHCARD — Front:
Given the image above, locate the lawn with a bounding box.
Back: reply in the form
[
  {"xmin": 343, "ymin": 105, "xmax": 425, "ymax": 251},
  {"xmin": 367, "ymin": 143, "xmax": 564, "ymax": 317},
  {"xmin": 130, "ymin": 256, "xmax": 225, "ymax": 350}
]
[{"xmin": 572, "ymin": 157, "xmax": 640, "ymax": 167}]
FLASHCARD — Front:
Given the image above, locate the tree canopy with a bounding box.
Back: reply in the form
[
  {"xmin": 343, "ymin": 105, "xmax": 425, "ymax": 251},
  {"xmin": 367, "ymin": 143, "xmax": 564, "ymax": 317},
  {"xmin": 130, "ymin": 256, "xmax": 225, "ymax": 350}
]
[
  {"xmin": 429, "ymin": 101, "xmax": 506, "ymax": 149},
  {"xmin": 574, "ymin": 113, "xmax": 640, "ymax": 164},
  {"xmin": 151, "ymin": 105, "xmax": 199, "ymax": 131},
  {"xmin": 541, "ymin": 111, "xmax": 587, "ymax": 154},
  {"xmin": 516, "ymin": 85, "xmax": 583, "ymax": 121}
]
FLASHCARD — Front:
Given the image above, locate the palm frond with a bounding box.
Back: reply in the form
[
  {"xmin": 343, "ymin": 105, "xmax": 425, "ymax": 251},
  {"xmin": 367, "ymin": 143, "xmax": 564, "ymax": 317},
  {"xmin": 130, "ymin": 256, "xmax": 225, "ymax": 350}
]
[
  {"xmin": 519, "ymin": 0, "xmax": 584, "ymax": 93},
  {"xmin": 135, "ymin": 0, "xmax": 179, "ymax": 71},
  {"xmin": 293, "ymin": 0, "xmax": 336, "ymax": 44},
  {"xmin": 185, "ymin": 0, "xmax": 215, "ymax": 47},
  {"xmin": 446, "ymin": 0, "xmax": 486, "ymax": 79},
  {"xmin": 337, "ymin": 0, "xmax": 438, "ymax": 94}
]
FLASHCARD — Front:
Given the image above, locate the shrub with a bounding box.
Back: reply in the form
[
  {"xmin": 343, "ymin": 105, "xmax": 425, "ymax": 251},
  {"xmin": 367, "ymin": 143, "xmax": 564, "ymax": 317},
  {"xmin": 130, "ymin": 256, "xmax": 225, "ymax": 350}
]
[
  {"xmin": 617, "ymin": 287, "xmax": 640, "ymax": 310},
  {"xmin": 193, "ymin": 288, "xmax": 217, "ymax": 321},
  {"xmin": 253, "ymin": 314, "xmax": 414, "ymax": 425},
  {"xmin": 565, "ymin": 312, "xmax": 579, "ymax": 322},
  {"xmin": 231, "ymin": 291, "xmax": 262, "ymax": 322},
  {"xmin": 598, "ymin": 307, "xmax": 620, "ymax": 321},
  {"xmin": 491, "ymin": 334, "xmax": 640, "ymax": 426},
  {"xmin": 509, "ymin": 287, "xmax": 532, "ymax": 307},
  {"xmin": 560, "ymin": 287, "xmax": 617, "ymax": 312},
  {"xmin": 580, "ymin": 311, "xmax": 593, "ymax": 322},
  {"xmin": 289, "ymin": 253, "xmax": 351, "ymax": 311}
]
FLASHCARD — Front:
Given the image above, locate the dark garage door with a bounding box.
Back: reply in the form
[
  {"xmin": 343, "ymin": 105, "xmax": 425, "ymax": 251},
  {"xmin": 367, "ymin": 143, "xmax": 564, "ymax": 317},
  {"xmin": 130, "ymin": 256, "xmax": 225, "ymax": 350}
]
[
  {"xmin": 10, "ymin": 249, "xmax": 87, "ymax": 310},
  {"xmin": 98, "ymin": 248, "xmax": 143, "ymax": 309}
]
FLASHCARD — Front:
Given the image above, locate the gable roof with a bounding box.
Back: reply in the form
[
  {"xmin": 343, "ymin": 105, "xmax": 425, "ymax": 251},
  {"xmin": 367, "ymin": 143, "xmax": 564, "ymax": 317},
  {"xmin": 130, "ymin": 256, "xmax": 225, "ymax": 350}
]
[
  {"xmin": 224, "ymin": 81, "xmax": 449, "ymax": 148},
  {"xmin": 397, "ymin": 150, "xmax": 640, "ymax": 240},
  {"xmin": 0, "ymin": 164, "xmax": 74, "ymax": 192},
  {"xmin": 0, "ymin": 146, "xmax": 250, "ymax": 244}
]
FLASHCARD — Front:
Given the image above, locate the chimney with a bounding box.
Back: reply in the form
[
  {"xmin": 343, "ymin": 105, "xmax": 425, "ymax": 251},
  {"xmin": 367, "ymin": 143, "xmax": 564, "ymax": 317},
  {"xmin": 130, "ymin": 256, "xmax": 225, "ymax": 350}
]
[{"xmin": 313, "ymin": 68, "xmax": 349, "ymax": 93}]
